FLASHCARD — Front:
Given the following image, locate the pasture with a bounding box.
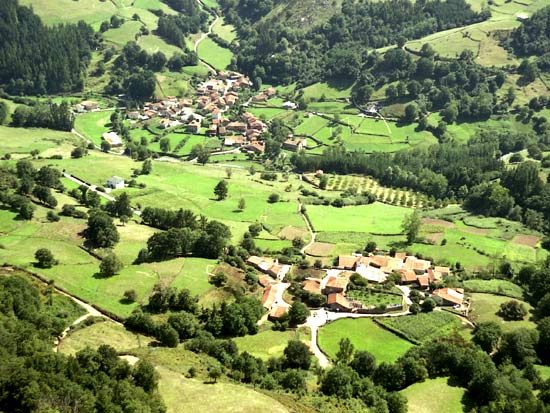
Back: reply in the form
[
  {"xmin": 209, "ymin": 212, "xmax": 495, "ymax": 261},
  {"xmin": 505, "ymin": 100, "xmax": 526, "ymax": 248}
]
[
  {"xmin": 347, "ymin": 290, "xmax": 403, "ymax": 308},
  {"xmin": 378, "ymin": 312, "xmax": 464, "ymax": 344},
  {"xmin": 400, "ymin": 377, "xmax": 466, "ymax": 413},
  {"xmin": 463, "ymin": 279, "xmax": 524, "ymax": 299},
  {"xmin": 157, "ymin": 367, "xmax": 290, "ymax": 413},
  {"xmin": 0, "ymin": 126, "xmax": 78, "ymax": 158},
  {"xmin": 74, "ymin": 111, "xmax": 114, "ymax": 146},
  {"xmin": 306, "ymin": 202, "xmax": 410, "ymax": 234},
  {"xmin": 318, "ymin": 318, "xmax": 414, "ymax": 364},
  {"xmin": 468, "ymin": 293, "xmax": 536, "ymax": 332},
  {"xmin": 233, "ymin": 328, "xmax": 309, "ymax": 360},
  {"xmin": 197, "ymin": 37, "xmax": 233, "ymax": 70},
  {"xmin": 59, "ymin": 320, "xmax": 153, "ymax": 355}
]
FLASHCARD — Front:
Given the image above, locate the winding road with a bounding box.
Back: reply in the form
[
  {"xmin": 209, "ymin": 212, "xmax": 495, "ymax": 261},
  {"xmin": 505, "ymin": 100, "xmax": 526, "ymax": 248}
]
[{"xmin": 298, "ymin": 201, "xmax": 316, "ymax": 254}]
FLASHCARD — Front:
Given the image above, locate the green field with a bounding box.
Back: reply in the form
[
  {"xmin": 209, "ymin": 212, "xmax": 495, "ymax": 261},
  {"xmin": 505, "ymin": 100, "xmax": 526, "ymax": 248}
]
[
  {"xmin": 74, "ymin": 111, "xmax": 115, "ymax": 146},
  {"xmin": 59, "ymin": 320, "xmax": 153, "ymax": 355},
  {"xmin": 400, "ymin": 377, "xmax": 466, "ymax": 413},
  {"xmin": 302, "ymin": 80, "xmax": 354, "ymax": 100},
  {"xmin": 0, "ymin": 126, "xmax": 78, "ymax": 158},
  {"xmin": 378, "ymin": 312, "xmax": 463, "ymax": 344},
  {"xmin": 469, "ymin": 293, "xmax": 536, "ymax": 332},
  {"xmin": 233, "ymin": 328, "xmax": 309, "ymax": 360},
  {"xmin": 463, "ymin": 279, "xmax": 524, "ymax": 299},
  {"xmin": 158, "ymin": 367, "xmax": 289, "ymax": 413},
  {"xmin": 197, "ymin": 37, "xmax": 233, "ymax": 70},
  {"xmin": 318, "ymin": 318, "xmax": 414, "ymax": 364},
  {"xmin": 307, "ymin": 202, "xmax": 410, "ymax": 234}
]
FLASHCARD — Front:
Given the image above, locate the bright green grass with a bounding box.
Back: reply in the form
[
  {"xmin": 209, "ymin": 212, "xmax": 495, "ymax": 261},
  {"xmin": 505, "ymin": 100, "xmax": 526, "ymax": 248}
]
[
  {"xmin": 318, "ymin": 318, "xmax": 413, "ymax": 364},
  {"xmin": 307, "ymin": 101, "xmax": 358, "ymax": 114},
  {"xmin": 254, "ymin": 238, "xmax": 293, "ymax": 252},
  {"xmin": 463, "ymin": 279, "xmax": 524, "ymax": 299},
  {"xmin": 183, "ymin": 65, "xmax": 212, "ymax": 76},
  {"xmin": 20, "ymin": 0, "xmax": 117, "ymax": 28},
  {"xmin": 59, "ymin": 321, "xmax": 153, "ymax": 355},
  {"xmin": 302, "ymin": 80, "xmax": 354, "ymax": 100},
  {"xmin": 307, "ymin": 202, "xmax": 410, "ymax": 235},
  {"xmin": 400, "ymin": 377, "xmax": 466, "ymax": 413},
  {"xmin": 74, "ymin": 111, "xmax": 115, "ymax": 146},
  {"xmin": 248, "ymin": 107, "xmax": 289, "ymax": 120},
  {"xmin": 168, "ymin": 257, "xmax": 216, "ymax": 297},
  {"xmin": 469, "ymin": 293, "xmax": 536, "ymax": 332},
  {"xmin": 535, "ymin": 365, "xmax": 550, "ymax": 381},
  {"xmin": 156, "ymin": 72, "xmax": 191, "ymax": 98},
  {"xmin": 138, "ymin": 35, "xmax": 184, "ymax": 57},
  {"xmin": 212, "ymin": 16, "xmax": 236, "ymax": 42},
  {"xmin": 197, "ymin": 37, "xmax": 233, "ymax": 70},
  {"xmin": 103, "ymin": 20, "xmax": 143, "ymax": 48},
  {"xmin": 295, "ymin": 116, "xmax": 331, "ymax": 136},
  {"xmin": 0, "ymin": 208, "xmax": 165, "ymax": 318},
  {"xmin": 0, "ymin": 126, "xmax": 77, "ymax": 157},
  {"xmin": 233, "ymin": 328, "xmax": 308, "ymax": 360},
  {"xmin": 158, "ymin": 367, "xmax": 290, "ymax": 413},
  {"xmin": 378, "ymin": 312, "xmax": 463, "ymax": 343}
]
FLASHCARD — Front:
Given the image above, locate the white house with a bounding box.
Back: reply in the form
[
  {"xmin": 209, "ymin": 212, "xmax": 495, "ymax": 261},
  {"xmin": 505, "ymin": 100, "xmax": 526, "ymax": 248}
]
[
  {"xmin": 102, "ymin": 132, "xmax": 122, "ymax": 147},
  {"xmin": 106, "ymin": 176, "xmax": 125, "ymax": 189},
  {"xmin": 283, "ymin": 101, "xmax": 297, "ymax": 110}
]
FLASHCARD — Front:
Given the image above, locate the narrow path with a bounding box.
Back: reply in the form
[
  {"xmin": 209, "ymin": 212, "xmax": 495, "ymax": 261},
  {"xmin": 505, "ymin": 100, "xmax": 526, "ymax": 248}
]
[
  {"xmin": 304, "ymin": 309, "xmax": 330, "ymax": 368},
  {"xmin": 298, "ymin": 200, "xmax": 316, "ymax": 254},
  {"xmin": 62, "ymin": 172, "xmax": 142, "ymax": 216}
]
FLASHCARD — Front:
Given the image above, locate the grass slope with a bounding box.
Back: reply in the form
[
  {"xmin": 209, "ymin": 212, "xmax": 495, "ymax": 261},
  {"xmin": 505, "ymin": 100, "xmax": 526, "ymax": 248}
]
[
  {"xmin": 157, "ymin": 367, "xmax": 290, "ymax": 413},
  {"xmin": 378, "ymin": 312, "xmax": 463, "ymax": 343},
  {"xmin": 318, "ymin": 318, "xmax": 413, "ymax": 364},
  {"xmin": 469, "ymin": 293, "xmax": 536, "ymax": 332},
  {"xmin": 400, "ymin": 377, "xmax": 466, "ymax": 413}
]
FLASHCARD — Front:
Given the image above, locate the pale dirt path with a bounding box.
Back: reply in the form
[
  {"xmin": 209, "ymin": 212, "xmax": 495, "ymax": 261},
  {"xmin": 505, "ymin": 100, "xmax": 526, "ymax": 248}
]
[{"xmin": 298, "ymin": 201, "xmax": 316, "ymax": 254}]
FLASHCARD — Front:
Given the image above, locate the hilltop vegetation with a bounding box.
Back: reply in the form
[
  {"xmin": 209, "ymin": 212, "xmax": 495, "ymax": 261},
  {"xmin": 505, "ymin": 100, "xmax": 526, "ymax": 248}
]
[{"xmin": 0, "ymin": 0, "xmax": 98, "ymax": 94}]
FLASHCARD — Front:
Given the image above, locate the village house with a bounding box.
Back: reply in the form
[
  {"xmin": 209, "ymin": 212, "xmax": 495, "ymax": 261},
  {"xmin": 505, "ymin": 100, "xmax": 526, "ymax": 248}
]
[
  {"xmin": 251, "ymin": 93, "xmax": 268, "ymax": 103},
  {"xmin": 227, "ymin": 121, "xmax": 247, "ymax": 133},
  {"xmin": 187, "ymin": 119, "xmax": 201, "ymax": 133},
  {"xmin": 81, "ymin": 100, "xmax": 99, "ymax": 111},
  {"xmin": 263, "ymin": 87, "xmax": 276, "ymax": 98},
  {"xmin": 323, "ymin": 275, "xmax": 348, "ymax": 295},
  {"xmin": 127, "ymin": 111, "xmax": 140, "ymax": 120},
  {"xmin": 283, "ymin": 101, "xmax": 297, "ymax": 110},
  {"xmin": 224, "ymin": 135, "xmax": 246, "ymax": 147},
  {"xmin": 282, "ymin": 137, "xmax": 307, "ymax": 152},
  {"xmin": 102, "ymin": 131, "xmax": 122, "ymax": 147},
  {"xmin": 327, "ymin": 293, "xmax": 352, "ymax": 312},
  {"xmin": 432, "ymin": 288, "xmax": 465, "ymax": 306},
  {"xmin": 303, "ymin": 278, "xmax": 322, "ymax": 295},
  {"xmin": 208, "ymin": 125, "xmax": 218, "ymax": 136},
  {"xmin": 106, "ymin": 176, "xmax": 125, "ymax": 189},
  {"xmin": 269, "ymin": 305, "xmax": 289, "ymax": 320},
  {"xmin": 246, "ymin": 256, "xmax": 290, "ymax": 280},
  {"xmin": 244, "ymin": 141, "xmax": 265, "ymax": 154}
]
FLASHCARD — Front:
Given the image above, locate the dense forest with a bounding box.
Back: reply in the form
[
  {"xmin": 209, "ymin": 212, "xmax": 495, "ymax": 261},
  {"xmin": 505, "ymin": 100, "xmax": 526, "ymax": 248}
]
[
  {"xmin": 510, "ymin": 6, "xmax": 550, "ymax": 57},
  {"xmin": 220, "ymin": 0, "xmax": 489, "ymax": 86},
  {"xmin": 156, "ymin": 0, "xmax": 208, "ymax": 48},
  {"xmin": 0, "ymin": 274, "xmax": 166, "ymax": 412},
  {"xmin": 0, "ymin": 0, "xmax": 98, "ymax": 95}
]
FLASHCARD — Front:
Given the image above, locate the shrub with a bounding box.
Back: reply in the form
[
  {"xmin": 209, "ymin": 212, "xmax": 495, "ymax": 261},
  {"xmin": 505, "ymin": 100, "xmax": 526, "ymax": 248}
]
[
  {"xmin": 498, "ymin": 300, "xmax": 527, "ymax": 321},
  {"xmin": 267, "ymin": 193, "xmax": 280, "ymax": 203}
]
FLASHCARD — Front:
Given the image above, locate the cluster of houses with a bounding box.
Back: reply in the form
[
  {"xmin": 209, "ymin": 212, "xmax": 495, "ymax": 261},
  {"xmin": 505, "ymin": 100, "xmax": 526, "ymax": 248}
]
[
  {"xmin": 247, "ymin": 256, "xmax": 292, "ymax": 320},
  {"xmin": 247, "ymin": 251, "xmax": 464, "ymax": 318},
  {"xmin": 313, "ymin": 253, "xmax": 465, "ymax": 312}
]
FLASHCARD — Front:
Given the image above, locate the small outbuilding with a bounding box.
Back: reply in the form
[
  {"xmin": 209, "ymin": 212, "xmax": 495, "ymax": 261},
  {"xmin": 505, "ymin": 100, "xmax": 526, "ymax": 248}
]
[{"xmin": 106, "ymin": 176, "xmax": 125, "ymax": 190}]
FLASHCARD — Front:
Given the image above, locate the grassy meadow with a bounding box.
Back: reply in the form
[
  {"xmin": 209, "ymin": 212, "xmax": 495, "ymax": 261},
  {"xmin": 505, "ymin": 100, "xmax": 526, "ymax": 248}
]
[
  {"xmin": 233, "ymin": 328, "xmax": 310, "ymax": 360},
  {"xmin": 468, "ymin": 293, "xmax": 536, "ymax": 332},
  {"xmin": 400, "ymin": 377, "xmax": 466, "ymax": 413},
  {"xmin": 318, "ymin": 318, "xmax": 414, "ymax": 364},
  {"xmin": 59, "ymin": 320, "xmax": 154, "ymax": 355},
  {"xmin": 197, "ymin": 37, "xmax": 233, "ymax": 70}
]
